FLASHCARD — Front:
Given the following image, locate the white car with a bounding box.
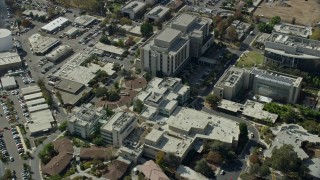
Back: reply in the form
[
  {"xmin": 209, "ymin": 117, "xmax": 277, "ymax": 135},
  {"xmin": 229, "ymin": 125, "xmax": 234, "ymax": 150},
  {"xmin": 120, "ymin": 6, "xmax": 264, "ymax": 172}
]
[{"xmin": 220, "ymin": 170, "xmax": 225, "ymax": 175}]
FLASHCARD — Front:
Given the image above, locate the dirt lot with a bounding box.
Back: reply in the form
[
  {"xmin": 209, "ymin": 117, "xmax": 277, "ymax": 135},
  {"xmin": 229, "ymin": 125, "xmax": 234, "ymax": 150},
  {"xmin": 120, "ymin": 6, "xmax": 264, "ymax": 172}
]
[{"xmin": 254, "ymin": 0, "xmax": 320, "ymax": 26}]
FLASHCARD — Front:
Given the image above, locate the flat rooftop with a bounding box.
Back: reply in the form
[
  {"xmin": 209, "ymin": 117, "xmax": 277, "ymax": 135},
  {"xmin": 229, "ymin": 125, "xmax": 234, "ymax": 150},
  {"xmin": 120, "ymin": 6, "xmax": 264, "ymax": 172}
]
[
  {"xmin": 55, "ymin": 78, "xmax": 84, "ymax": 94},
  {"xmin": 267, "ymin": 33, "xmax": 320, "ymax": 51},
  {"xmin": 1, "ymin": 76, "xmax": 16, "ymax": 87},
  {"xmin": 122, "ymin": 1, "xmax": 146, "ymax": 13},
  {"xmin": 74, "ymin": 15, "xmax": 96, "ymax": 26},
  {"xmin": 41, "ymin": 17, "xmax": 69, "ymax": 32},
  {"xmin": 95, "ymin": 42, "xmax": 125, "ymax": 56},
  {"xmin": 172, "ymin": 13, "xmax": 197, "ymax": 28},
  {"xmin": 251, "ymin": 68, "xmax": 302, "ymax": 87},
  {"xmin": 216, "ymin": 66, "xmax": 245, "ymax": 88},
  {"xmin": 46, "ymin": 45, "xmax": 72, "ymax": 61},
  {"xmin": 167, "ymin": 107, "xmax": 239, "ymax": 144},
  {"xmin": 146, "ymin": 6, "xmax": 170, "ymax": 18},
  {"xmin": 155, "ymin": 28, "xmax": 181, "ymax": 45},
  {"xmin": 29, "ymin": 109, "xmax": 54, "ymax": 134},
  {"xmin": 25, "ymin": 98, "xmax": 46, "ymax": 107},
  {"xmin": 273, "ymin": 23, "xmax": 312, "ymax": 38},
  {"xmin": 264, "ymin": 124, "xmax": 320, "ymax": 160},
  {"xmin": 0, "ymin": 52, "xmax": 22, "ymax": 66},
  {"xmin": 23, "ymin": 10, "xmax": 47, "ymax": 17},
  {"xmin": 29, "ymin": 104, "xmax": 49, "ymax": 113},
  {"xmin": 21, "ymin": 86, "xmax": 41, "ymax": 95},
  {"xmin": 24, "ymin": 92, "xmax": 43, "ymax": 101},
  {"xmin": 101, "ymin": 112, "xmax": 135, "ymax": 132},
  {"xmin": 28, "ymin": 33, "xmax": 60, "ymax": 54},
  {"xmin": 145, "ymin": 128, "xmax": 193, "ymax": 158}
]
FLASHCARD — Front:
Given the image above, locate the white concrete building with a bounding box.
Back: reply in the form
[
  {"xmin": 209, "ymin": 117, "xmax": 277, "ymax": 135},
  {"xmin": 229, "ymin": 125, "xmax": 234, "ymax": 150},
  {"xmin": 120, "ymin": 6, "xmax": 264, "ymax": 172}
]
[
  {"xmin": 68, "ymin": 103, "xmax": 105, "ymax": 139},
  {"xmin": 0, "ymin": 52, "xmax": 22, "ymax": 74},
  {"xmin": 1, "ymin": 76, "xmax": 17, "ymax": 90},
  {"xmin": 136, "ymin": 77, "xmax": 190, "ymax": 119},
  {"xmin": 100, "ymin": 112, "xmax": 137, "ymax": 147},
  {"xmin": 121, "ymin": 1, "xmax": 146, "ymax": 19},
  {"xmin": 144, "ymin": 6, "xmax": 170, "ymax": 23},
  {"xmin": 41, "ymin": 17, "xmax": 70, "ymax": 33},
  {"xmin": 46, "ymin": 45, "xmax": 73, "ymax": 63},
  {"xmin": 166, "ymin": 13, "xmax": 213, "ymax": 58},
  {"xmin": 28, "ymin": 33, "xmax": 60, "ymax": 55},
  {"xmin": 143, "ymin": 107, "xmax": 240, "ymax": 161},
  {"xmin": 74, "ymin": 15, "xmax": 96, "ymax": 27},
  {"xmin": 140, "ymin": 28, "xmax": 190, "ymax": 76},
  {"xmin": 273, "ymin": 23, "xmax": 312, "ymax": 38},
  {"xmin": 214, "ymin": 66, "xmax": 302, "ymax": 103}
]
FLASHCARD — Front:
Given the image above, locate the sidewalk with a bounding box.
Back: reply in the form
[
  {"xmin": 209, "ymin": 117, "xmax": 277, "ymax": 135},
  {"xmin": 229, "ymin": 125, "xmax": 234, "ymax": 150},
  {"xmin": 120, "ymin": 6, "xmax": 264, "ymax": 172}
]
[{"xmin": 16, "ymin": 125, "xmax": 28, "ymax": 153}]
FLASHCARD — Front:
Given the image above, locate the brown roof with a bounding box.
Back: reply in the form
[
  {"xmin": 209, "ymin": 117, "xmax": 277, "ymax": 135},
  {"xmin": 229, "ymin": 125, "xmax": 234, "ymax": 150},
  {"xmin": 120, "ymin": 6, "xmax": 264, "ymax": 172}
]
[
  {"xmin": 41, "ymin": 138, "xmax": 74, "ymax": 176},
  {"xmin": 95, "ymin": 89, "xmax": 139, "ymax": 110},
  {"xmin": 80, "ymin": 147, "xmax": 112, "ymax": 160},
  {"xmin": 103, "ymin": 160, "xmax": 129, "ymax": 180},
  {"xmin": 124, "ymin": 77, "xmax": 147, "ymax": 90},
  {"xmin": 138, "ymin": 160, "xmax": 169, "ymax": 180}
]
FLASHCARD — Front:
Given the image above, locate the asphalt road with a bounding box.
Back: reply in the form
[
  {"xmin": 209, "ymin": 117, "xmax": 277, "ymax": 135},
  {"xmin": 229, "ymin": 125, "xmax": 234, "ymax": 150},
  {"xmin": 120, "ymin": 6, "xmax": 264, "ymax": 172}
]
[{"xmin": 0, "ymin": 0, "xmax": 8, "ymax": 28}]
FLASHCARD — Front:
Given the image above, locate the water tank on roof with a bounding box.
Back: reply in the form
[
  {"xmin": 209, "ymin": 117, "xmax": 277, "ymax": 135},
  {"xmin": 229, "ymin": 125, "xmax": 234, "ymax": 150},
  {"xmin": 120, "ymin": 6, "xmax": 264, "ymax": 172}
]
[{"xmin": 0, "ymin": 29, "xmax": 13, "ymax": 52}]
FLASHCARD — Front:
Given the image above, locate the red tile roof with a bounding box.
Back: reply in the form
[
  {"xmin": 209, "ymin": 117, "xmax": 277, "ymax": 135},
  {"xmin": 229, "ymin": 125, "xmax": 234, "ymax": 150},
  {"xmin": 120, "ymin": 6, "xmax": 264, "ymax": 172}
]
[
  {"xmin": 103, "ymin": 160, "xmax": 129, "ymax": 180},
  {"xmin": 138, "ymin": 160, "xmax": 169, "ymax": 180}
]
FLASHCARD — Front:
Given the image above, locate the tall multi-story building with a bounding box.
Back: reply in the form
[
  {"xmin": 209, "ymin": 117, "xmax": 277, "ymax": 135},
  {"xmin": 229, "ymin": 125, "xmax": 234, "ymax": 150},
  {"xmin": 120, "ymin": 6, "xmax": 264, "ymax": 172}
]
[
  {"xmin": 214, "ymin": 66, "xmax": 302, "ymax": 103},
  {"xmin": 100, "ymin": 112, "xmax": 137, "ymax": 147},
  {"xmin": 140, "ymin": 28, "xmax": 190, "ymax": 76},
  {"xmin": 68, "ymin": 103, "xmax": 106, "ymax": 138},
  {"xmin": 166, "ymin": 13, "xmax": 213, "ymax": 58},
  {"xmin": 264, "ymin": 33, "xmax": 320, "ymax": 74},
  {"xmin": 140, "ymin": 13, "xmax": 213, "ymax": 77}
]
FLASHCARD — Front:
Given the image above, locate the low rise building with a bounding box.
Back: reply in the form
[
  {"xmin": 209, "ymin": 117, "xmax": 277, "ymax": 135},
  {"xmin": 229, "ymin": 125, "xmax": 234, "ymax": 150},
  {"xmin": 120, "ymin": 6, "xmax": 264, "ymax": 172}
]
[
  {"xmin": 121, "ymin": 1, "xmax": 146, "ymax": 19},
  {"xmin": 68, "ymin": 103, "xmax": 105, "ymax": 139},
  {"xmin": 28, "ymin": 109, "xmax": 55, "ymax": 136},
  {"xmin": 64, "ymin": 27, "xmax": 80, "ymax": 38},
  {"xmin": 140, "ymin": 28, "xmax": 190, "ymax": 76},
  {"xmin": 28, "ymin": 33, "xmax": 60, "ymax": 55},
  {"xmin": 95, "ymin": 42, "xmax": 126, "ymax": 57},
  {"xmin": 1, "ymin": 76, "xmax": 17, "ymax": 90},
  {"xmin": 22, "ymin": 10, "xmax": 47, "ymax": 19},
  {"xmin": 136, "ymin": 160, "xmax": 169, "ymax": 180},
  {"xmin": 218, "ymin": 99, "xmax": 278, "ymax": 124},
  {"xmin": 214, "ymin": 66, "xmax": 302, "ymax": 103},
  {"xmin": 100, "ymin": 112, "xmax": 138, "ymax": 147},
  {"xmin": 176, "ymin": 165, "xmax": 208, "ymax": 180},
  {"xmin": 74, "ymin": 15, "xmax": 97, "ymax": 27},
  {"xmin": 136, "ymin": 77, "xmax": 190, "ymax": 119},
  {"xmin": 41, "ymin": 17, "xmax": 70, "ymax": 33},
  {"xmin": 273, "ymin": 23, "xmax": 312, "ymax": 38},
  {"xmin": 21, "ymin": 86, "xmax": 41, "ymax": 96},
  {"xmin": 264, "ymin": 33, "xmax": 320, "ymax": 73},
  {"xmin": 0, "ymin": 52, "xmax": 22, "ymax": 74},
  {"xmin": 46, "ymin": 45, "xmax": 73, "ymax": 63},
  {"xmin": 54, "ymin": 78, "xmax": 92, "ymax": 106},
  {"xmin": 227, "ymin": 20, "xmax": 251, "ymax": 40},
  {"xmin": 143, "ymin": 107, "xmax": 240, "ymax": 161},
  {"xmin": 144, "ymin": 6, "xmax": 170, "ymax": 23}
]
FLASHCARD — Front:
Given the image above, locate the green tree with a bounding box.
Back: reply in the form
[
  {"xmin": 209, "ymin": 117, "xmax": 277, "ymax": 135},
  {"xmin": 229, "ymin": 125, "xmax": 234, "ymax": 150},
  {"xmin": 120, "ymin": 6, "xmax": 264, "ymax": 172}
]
[
  {"xmin": 38, "ymin": 143, "xmax": 56, "ymax": 164},
  {"xmin": 270, "ymin": 16, "xmax": 281, "ymax": 25},
  {"xmin": 92, "ymin": 136, "xmax": 103, "ymax": 146},
  {"xmin": 205, "ymin": 94, "xmax": 221, "ymax": 108},
  {"xmin": 16, "ymin": 19, "xmax": 21, "ymax": 30},
  {"xmin": 249, "ymin": 153, "xmax": 259, "ymax": 164},
  {"xmin": 133, "ymin": 99, "xmax": 144, "ymax": 113},
  {"xmin": 249, "ymin": 163, "xmax": 260, "ymax": 176},
  {"xmin": 3, "ymin": 169, "xmax": 12, "ymax": 179},
  {"xmin": 58, "ymin": 121, "xmax": 68, "ymax": 131},
  {"xmin": 144, "ymin": 72, "xmax": 152, "ymax": 82},
  {"xmin": 291, "ymin": 17, "xmax": 296, "ymax": 25},
  {"xmin": 47, "ymin": 175, "xmax": 63, "ymax": 180},
  {"xmin": 206, "ymin": 151, "xmax": 223, "ymax": 165},
  {"xmin": 120, "ymin": 17, "xmax": 132, "ymax": 25},
  {"xmin": 239, "ymin": 123, "xmax": 248, "ymax": 137},
  {"xmin": 112, "ymin": 63, "xmax": 122, "ymax": 71},
  {"xmin": 270, "ymin": 144, "xmax": 307, "ymax": 178},
  {"xmin": 226, "ymin": 26, "xmax": 238, "ymax": 41},
  {"xmin": 107, "ymin": 90, "xmax": 120, "ymax": 102},
  {"xmin": 260, "ymin": 163, "xmax": 271, "ymax": 177},
  {"xmin": 94, "ymin": 87, "xmax": 108, "ymax": 98},
  {"xmin": 99, "ymin": 35, "xmax": 111, "ymax": 45},
  {"xmin": 311, "ymin": 28, "xmax": 320, "ymax": 40},
  {"xmin": 155, "ymin": 151, "xmax": 166, "ymax": 169},
  {"xmin": 140, "ymin": 22, "xmax": 153, "ymax": 37},
  {"xmin": 194, "ymin": 159, "xmax": 215, "ymax": 178}
]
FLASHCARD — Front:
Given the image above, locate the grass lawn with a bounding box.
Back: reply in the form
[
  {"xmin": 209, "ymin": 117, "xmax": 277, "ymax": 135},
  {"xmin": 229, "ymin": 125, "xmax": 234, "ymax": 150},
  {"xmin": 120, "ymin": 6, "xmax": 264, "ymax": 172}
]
[{"xmin": 236, "ymin": 51, "xmax": 264, "ymax": 68}]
